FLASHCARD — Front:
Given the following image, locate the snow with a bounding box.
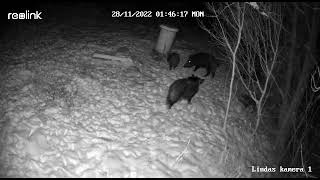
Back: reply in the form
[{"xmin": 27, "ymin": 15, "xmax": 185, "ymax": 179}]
[{"xmin": 0, "ymin": 3, "xmax": 274, "ymax": 178}]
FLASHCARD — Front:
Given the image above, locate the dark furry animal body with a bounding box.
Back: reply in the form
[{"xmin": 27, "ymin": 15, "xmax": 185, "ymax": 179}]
[
  {"xmin": 166, "ymin": 75, "xmax": 204, "ymax": 109},
  {"xmin": 167, "ymin": 52, "xmax": 180, "ymax": 70},
  {"xmin": 183, "ymin": 52, "xmax": 220, "ymax": 78}
]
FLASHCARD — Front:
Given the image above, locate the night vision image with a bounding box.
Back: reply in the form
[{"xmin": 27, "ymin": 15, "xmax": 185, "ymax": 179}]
[{"xmin": 0, "ymin": 1, "xmax": 319, "ymax": 178}]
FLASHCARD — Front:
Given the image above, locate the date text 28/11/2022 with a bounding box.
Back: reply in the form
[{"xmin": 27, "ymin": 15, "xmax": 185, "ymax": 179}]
[{"xmin": 111, "ymin": 11, "xmax": 205, "ymax": 18}]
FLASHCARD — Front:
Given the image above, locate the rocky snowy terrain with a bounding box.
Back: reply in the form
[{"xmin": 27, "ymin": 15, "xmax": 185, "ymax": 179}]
[{"xmin": 0, "ymin": 3, "xmax": 275, "ymax": 178}]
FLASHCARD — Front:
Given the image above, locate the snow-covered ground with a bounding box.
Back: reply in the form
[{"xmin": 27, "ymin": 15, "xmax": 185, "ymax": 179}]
[{"xmin": 0, "ymin": 3, "xmax": 275, "ymax": 178}]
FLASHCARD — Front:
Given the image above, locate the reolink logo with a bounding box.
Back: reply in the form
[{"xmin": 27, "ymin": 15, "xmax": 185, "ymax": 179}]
[{"xmin": 8, "ymin": 10, "xmax": 42, "ymax": 20}]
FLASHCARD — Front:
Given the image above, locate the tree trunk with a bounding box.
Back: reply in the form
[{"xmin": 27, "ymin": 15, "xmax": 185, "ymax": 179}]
[{"xmin": 283, "ymin": 6, "xmax": 297, "ymax": 104}]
